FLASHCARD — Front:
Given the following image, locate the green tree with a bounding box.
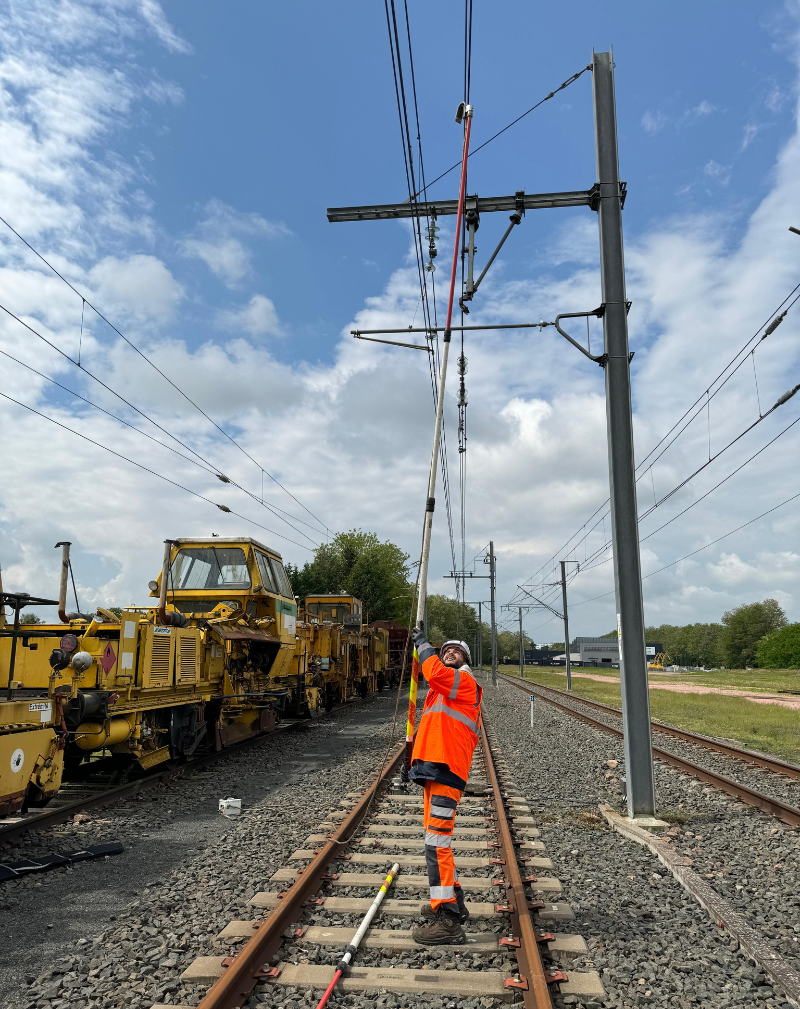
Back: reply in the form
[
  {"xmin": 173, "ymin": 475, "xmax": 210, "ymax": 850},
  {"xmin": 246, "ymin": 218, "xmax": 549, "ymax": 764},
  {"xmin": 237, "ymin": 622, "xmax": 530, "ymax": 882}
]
[
  {"xmin": 645, "ymin": 623, "xmax": 724, "ymax": 667},
  {"xmin": 425, "ymin": 594, "xmax": 479, "ymax": 647},
  {"xmin": 288, "ymin": 530, "xmax": 411, "ymax": 622},
  {"xmin": 755, "ymin": 624, "xmax": 800, "ymax": 669},
  {"xmin": 720, "ymin": 599, "xmax": 787, "ymax": 668},
  {"xmin": 20, "ymin": 613, "xmax": 42, "ymax": 625},
  {"xmin": 496, "ymin": 628, "xmax": 534, "ymax": 662}
]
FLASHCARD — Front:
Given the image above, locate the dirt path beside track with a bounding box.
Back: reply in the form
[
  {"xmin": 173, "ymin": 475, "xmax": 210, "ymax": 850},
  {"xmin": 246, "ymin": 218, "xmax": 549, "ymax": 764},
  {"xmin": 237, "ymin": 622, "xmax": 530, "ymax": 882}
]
[{"xmin": 537, "ymin": 669, "xmax": 800, "ymax": 710}]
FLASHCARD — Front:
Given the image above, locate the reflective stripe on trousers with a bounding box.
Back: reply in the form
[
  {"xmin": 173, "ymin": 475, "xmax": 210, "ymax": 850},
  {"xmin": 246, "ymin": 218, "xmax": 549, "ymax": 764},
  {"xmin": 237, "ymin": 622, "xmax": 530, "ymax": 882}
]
[{"xmin": 423, "ymin": 780, "xmax": 463, "ymax": 912}]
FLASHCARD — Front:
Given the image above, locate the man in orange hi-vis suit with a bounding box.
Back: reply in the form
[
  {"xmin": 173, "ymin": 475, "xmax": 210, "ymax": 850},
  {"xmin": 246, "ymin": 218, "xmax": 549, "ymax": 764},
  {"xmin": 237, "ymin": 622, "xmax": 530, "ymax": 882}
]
[{"xmin": 408, "ymin": 629, "xmax": 483, "ymax": 945}]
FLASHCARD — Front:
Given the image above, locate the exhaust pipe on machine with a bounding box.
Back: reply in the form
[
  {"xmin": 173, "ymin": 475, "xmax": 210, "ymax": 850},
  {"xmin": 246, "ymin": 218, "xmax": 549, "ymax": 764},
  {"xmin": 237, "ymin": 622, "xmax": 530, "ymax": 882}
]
[
  {"xmin": 157, "ymin": 539, "xmax": 187, "ymax": 627},
  {"xmin": 55, "ymin": 541, "xmax": 71, "ymax": 624}
]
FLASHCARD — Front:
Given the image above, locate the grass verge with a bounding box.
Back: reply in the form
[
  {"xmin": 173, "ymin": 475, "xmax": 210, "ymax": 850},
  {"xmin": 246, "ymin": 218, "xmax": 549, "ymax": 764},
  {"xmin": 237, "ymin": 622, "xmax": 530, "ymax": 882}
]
[{"xmin": 502, "ymin": 667, "xmax": 800, "ymax": 764}]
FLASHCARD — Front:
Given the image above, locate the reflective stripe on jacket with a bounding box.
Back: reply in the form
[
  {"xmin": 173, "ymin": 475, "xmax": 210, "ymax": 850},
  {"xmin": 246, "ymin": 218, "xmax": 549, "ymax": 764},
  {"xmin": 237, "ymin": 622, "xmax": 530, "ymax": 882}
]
[{"xmin": 409, "ymin": 644, "xmax": 482, "ymax": 789}]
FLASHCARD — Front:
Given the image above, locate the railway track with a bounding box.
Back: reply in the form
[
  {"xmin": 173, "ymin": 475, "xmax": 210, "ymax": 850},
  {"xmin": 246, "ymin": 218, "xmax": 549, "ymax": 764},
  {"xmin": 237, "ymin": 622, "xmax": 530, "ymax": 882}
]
[
  {"xmin": 154, "ymin": 714, "xmax": 604, "ymax": 1009},
  {"xmin": 499, "ymin": 672, "xmax": 800, "ymax": 827}
]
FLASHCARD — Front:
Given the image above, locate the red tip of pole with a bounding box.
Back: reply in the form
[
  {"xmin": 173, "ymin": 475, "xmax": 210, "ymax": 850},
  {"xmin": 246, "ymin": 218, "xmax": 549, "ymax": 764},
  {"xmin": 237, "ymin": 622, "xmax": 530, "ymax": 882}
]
[{"xmin": 314, "ymin": 968, "xmax": 343, "ymax": 1009}]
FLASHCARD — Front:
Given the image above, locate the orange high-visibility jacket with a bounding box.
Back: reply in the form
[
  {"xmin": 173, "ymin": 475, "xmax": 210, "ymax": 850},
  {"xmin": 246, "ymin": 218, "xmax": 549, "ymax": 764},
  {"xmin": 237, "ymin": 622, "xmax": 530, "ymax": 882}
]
[{"xmin": 409, "ymin": 644, "xmax": 483, "ymax": 790}]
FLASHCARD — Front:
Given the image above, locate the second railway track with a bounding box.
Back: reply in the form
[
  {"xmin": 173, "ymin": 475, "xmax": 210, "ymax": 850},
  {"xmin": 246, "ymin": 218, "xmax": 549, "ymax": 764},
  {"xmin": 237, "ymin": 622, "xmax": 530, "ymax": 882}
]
[{"xmin": 499, "ymin": 672, "xmax": 800, "ymax": 828}]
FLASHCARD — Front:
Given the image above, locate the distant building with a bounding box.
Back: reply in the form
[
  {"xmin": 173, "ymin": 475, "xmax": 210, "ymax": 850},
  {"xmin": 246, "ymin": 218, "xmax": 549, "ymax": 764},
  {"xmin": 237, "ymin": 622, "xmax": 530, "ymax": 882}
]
[
  {"xmin": 523, "ymin": 648, "xmax": 562, "ymax": 666},
  {"xmin": 571, "ymin": 637, "xmax": 663, "ymax": 667}
]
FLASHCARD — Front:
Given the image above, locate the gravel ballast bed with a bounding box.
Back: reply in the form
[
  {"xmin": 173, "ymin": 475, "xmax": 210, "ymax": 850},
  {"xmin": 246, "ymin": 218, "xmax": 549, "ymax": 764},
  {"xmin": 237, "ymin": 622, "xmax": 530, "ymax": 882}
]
[
  {"xmin": 520, "ymin": 677, "xmax": 800, "ymax": 808},
  {"xmin": 483, "ymin": 675, "xmax": 798, "ymax": 1008},
  {"xmin": 8, "ymin": 693, "xmax": 412, "ymax": 1009}
]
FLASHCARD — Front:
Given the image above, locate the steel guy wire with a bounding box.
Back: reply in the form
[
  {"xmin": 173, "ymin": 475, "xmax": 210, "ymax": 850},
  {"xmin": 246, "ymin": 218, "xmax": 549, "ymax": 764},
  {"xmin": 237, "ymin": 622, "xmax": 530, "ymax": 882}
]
[
  {"xmin": 0, "ymin": 212, "xmax": 331, "ymax": 536},
  {"xmin": 0, "ymin": 301, "xmax": 323, "ymax": 545},
  {"xmin": 0, "ymin": 390, "xmax": 314, "ymax": 552},
  {"xmin": 408, "ymin": 63, "xmax": 592, "ymax": 200}
]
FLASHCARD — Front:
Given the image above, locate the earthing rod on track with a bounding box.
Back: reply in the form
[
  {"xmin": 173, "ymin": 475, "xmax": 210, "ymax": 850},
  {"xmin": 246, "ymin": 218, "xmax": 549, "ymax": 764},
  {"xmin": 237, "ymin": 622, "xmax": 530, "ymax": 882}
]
[
  {"xmin": 197, "ymin": 742, "xmax": 405, "ymax": 1009},
  {"xmin": 500, "ymin": 674, "xmax": 800, "ymax": 828},
  {"xmin": 404, "ymin": 104, "xmax": 474, "ymax": 778},
  {"xmin": 313, "ymin": 863, "xmax": 401, "ymax": 1009},
  {"xmin": 481, "ymin": 714, "xmax": 553, "ymax": 1008}
]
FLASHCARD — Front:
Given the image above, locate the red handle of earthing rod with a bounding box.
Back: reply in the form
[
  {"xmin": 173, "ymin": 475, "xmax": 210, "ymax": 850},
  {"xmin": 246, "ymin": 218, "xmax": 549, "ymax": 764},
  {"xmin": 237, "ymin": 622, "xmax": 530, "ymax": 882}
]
[
  {"xmin": 315, "ymin": 968, "xmax": 342, "ymax": 1009},
  {"xmin": 445, "ymin": 112, "xmax": 473, "ymax": 331}
]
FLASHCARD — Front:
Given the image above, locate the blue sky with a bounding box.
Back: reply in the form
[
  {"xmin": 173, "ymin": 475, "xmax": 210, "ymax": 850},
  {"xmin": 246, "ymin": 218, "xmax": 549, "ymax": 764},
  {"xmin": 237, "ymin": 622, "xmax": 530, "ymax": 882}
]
[
  {"xmin": 1, "ymin": 0, "xmax": 800, "ymax": 644},
  {"xmin": 120, "ymin": 0, "xmax": 797, "ymax": 365}
]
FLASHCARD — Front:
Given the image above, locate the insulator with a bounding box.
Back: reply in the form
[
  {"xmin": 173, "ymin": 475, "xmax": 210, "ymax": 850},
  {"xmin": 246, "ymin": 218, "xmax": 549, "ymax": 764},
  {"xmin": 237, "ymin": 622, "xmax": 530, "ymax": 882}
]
[
  {"xmin": 425, "ymin": 223, "xmax": 440, "ymax": 240},
  {"xmin": 458, "ymin": 390, "xmax": 468, "ymax": 407},
  {"xmin": 458, "ymin": 354, "xmax": 468, "ymax": 375},
  {"xmin": 425, "ymin": 260, "xmax": 436, "ymax": 273}
]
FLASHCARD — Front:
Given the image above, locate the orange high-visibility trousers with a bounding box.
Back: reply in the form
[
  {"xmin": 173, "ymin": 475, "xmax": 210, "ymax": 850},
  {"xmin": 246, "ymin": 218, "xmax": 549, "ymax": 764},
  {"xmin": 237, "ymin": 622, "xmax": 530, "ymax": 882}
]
[{"xmin": 423, "ymin": 780, "xmax": 464, "ymax": 912}]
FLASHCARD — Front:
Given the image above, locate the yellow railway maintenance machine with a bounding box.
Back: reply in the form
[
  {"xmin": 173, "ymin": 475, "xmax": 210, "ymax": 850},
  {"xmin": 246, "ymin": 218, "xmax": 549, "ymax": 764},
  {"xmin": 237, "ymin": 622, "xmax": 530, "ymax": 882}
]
[
  {"xmin": 301, "ymin": 594, "xmax": 388, "ymax": 705},
  {"xmin": 0, "ymin": 537, "xmax": 300, "ymax": 815}
]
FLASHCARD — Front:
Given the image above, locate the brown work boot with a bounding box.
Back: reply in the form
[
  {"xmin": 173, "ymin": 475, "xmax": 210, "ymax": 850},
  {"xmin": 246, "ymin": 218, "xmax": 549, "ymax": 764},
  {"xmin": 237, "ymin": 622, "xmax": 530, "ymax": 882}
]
[
  {"xmin": 411, "ymin": 908, "xmax": 466, "ymax": 945},
  {"xmin": 420, "ymin": 892, "xmax": 470, "ymax": 924}
]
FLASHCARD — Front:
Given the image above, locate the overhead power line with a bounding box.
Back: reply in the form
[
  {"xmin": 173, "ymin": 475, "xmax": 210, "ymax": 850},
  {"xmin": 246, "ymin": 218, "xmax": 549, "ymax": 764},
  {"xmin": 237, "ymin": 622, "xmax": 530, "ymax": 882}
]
[
  {"xmin": 0, "ymin": 389, "xmax": 314, "ymax": 553},
  {"xmin": 0, "ymin": 301, "xmax": 322, "ymax": 545},
  {"xmin": 517, "ymin": 281, "xmax": 800, "ymax": 597},
  {"xmin": 568, "ymin": 485, "xmax": 800, "ymax": 610},
  {"xmin": 383, "ymin": 0, "xmax": 460, "ymax": 590},
  {"xmin": 0, "ymin": 211, "xmax": 330, "ymax": 536},
  {"xmin": 0, "ymin": 347, "xmax": 321, "ymax": 547}
]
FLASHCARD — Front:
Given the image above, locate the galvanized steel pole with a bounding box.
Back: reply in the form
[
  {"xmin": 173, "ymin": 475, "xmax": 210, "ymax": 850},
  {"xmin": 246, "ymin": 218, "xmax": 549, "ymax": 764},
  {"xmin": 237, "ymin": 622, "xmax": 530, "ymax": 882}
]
[
  {"xmin": 518, "ymin": 606, "xmax": 524, "ymax": 679},
  {"xmin": 560, "ymin": 561, "xmax": 572, "ymax": 692},
  {"xmin": 477, "ymin": 600, "xmax": 482, "ymax": 670},
  {"xmin": 489, "ymin": 541, "xmax": 497, "ymax": 686},
  {"xmin": 592, "ymin": 50, "xmax": 656, "ymax": 816}
]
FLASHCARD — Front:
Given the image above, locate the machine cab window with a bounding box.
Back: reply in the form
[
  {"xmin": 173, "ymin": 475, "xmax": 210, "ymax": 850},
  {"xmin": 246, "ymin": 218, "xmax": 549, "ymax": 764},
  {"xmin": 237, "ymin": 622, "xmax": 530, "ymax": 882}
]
[{"xmin": 170, "ymin": 547, "xmax": 251, "ymax": 590}]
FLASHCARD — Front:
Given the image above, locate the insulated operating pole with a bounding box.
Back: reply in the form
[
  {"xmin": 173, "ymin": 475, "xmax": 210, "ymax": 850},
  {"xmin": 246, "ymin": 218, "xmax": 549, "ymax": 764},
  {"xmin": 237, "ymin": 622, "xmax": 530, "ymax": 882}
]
[
  {"xmin": 403, "ymin": 105, "xmax": 473, "ymax": 780},
  {"xmin": 560, "ymin": 561, "xmax": 572, "ymax": 692},
  {"xmin": 593, "ymin": 50, "xmax": 655, "ymax": 817},
  {"xmin": 488, "ymin": 541, "xmax": 497, "ymax": 687}
]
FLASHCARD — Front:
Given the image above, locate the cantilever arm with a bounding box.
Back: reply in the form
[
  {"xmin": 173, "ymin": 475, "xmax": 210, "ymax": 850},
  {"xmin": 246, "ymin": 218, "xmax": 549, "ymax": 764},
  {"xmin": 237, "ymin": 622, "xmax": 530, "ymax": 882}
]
[
  {"xmin": 516, "ymin": 584, "xmax": 563, "ymax": 620},
  {"xmin": 554, "ymin": 307, "xmax": 605, "ymax": 365}
]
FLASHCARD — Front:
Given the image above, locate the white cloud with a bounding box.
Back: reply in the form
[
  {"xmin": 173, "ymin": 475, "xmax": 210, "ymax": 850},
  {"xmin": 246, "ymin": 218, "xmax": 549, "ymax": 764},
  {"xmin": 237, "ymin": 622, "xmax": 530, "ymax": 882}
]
[
  {"xmin": 641, "ymin": 110, "xmax": 667, "ymax": 135},
  {"xmin": 688, "ymin": 100, "xmax": 716, "ymax": 119},
  {"xmin": 88, "ymin": 254, "xmax": 184, "ymax": 322},
  {"xmin": 642, "ymin": 101, "xmax": 716, "ymax": 136},
  {"xmin": 218, "ymin": 294, "xmax": 283, "ymax": 337},
  {"xmin": 136, "ymin": 0, "xmax": 193, "ymax": 54},
  {"xmin": 742, "ymin": 123, "xmax": 763, "ymax": 150},
  {"xmin": 180, "ymin": 199, "xmax": 291, "ymax": 287},
  {"xmin": 703, "ymin": 159, "xmax": 731, "ymax": 185}
]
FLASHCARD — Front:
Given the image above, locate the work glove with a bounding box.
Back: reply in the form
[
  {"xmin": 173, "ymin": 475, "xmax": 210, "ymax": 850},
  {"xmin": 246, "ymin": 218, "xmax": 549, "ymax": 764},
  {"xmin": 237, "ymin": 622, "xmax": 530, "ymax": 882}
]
[{"xmin": 412, "ymin": 625, "xmax": 428, "ymax": 650}]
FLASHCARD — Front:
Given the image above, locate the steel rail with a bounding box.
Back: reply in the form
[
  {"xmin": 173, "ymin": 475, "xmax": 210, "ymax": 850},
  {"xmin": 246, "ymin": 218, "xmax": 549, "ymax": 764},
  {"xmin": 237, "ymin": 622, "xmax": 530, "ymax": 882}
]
[
  {"xmin": 499, "ymin": 674, "xmax": 800, "ymax": 828},
  {"xmin": 480, "ymin": 713, "xmax": 553, "ymax": 1008},
  {"xmin": 0, "ymin": 719, "xmax": 300, "ymax": 844},
  {"xmin": 500, "ymin": 673, "xmax": 800, "ymax": 779},
  {"xmin": 196, "ymin": 740, "xmax": 406, "ymax": 1009}
]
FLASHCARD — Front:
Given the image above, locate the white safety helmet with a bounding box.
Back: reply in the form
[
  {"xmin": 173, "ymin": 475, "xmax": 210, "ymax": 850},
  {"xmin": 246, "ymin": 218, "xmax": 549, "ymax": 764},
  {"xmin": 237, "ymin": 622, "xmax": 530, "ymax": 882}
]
[{"xmin": 441, "ymin": 639, "xmax": 471, "ymax": 664}]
